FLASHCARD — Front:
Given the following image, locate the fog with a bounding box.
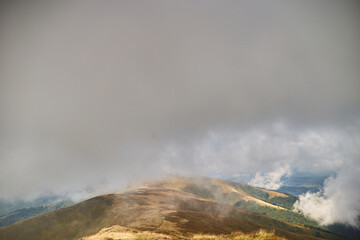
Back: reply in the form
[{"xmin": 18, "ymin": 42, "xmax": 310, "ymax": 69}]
[
  {"xmin": 294, "ymin": 165, "xmax": 360, "ymax": 227},
  {"xmin": 0, "ymin": 0, "xmax": 359, "ymax": 227}
]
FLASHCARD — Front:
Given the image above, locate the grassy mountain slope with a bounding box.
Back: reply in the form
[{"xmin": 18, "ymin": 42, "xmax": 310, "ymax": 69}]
[
  {"xmin": 152, "ymin": 177, "xmax": 291, "ymax": 210},
  {"xmin": 0, "ymin": 177, "xmax": 342, "ymax": 240},
  {"xmin": 152, "ymin": 177, "xmax": 336, "ymax": 234}
]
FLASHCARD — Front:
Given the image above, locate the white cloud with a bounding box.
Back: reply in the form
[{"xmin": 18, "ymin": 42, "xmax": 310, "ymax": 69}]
[
  {"xmin": 158, "ymin": 123, "xmax": 360, "ymax": 227},
  {"xmin": 159, "ymin": 123, "xmax": 355, "ymax": 176},
  {"xmin": 294, "ymin": 165, "xmax": 360, "ymax": 227},
  {"xmin": 249, "ymin": 165, "xmax": 291, "ymax": 190}
]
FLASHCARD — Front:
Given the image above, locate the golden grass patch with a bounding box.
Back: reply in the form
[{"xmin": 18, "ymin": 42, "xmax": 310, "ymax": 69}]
[{"xmin": 81, "ymin": 226, "xmax": 287, "ymax": 240}]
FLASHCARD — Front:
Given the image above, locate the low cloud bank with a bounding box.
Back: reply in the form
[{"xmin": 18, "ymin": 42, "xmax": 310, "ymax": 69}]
[
  {"xmin": 160, "ymin": 123, "xmax": 360, "ymax": 227},
  {"xmin": 249, "ymin": 165, "xmax": 291, "ymax": 190},
  {"xmin": 294, "ymin": 166, "xmax": 360, "ymax": 228}
]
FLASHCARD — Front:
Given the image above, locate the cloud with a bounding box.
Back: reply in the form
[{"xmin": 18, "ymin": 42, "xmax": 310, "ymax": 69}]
[
  {"xmin": 292, "ymin": 126, "xmax": 360, "ymax": 227},
  {"xmin": 249, "ymin": 165, "xmax": 291, "ymax": 190},
  {"xmin": 158, "ymin": 123, "xmax": 360, "ymax": 227},
  {"xmin": 294, "ymin": 165, "xmax": 360, "ymax": 227},
  {"xmin": 159, "ymin": 123, "xmax": 357, "ymax": 176},
  {"xmin": 0, "ymin": 0, "xmax": 359, "ymax": 226}
]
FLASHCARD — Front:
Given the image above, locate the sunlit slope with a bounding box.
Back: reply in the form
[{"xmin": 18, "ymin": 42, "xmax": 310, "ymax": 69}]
[
  {"xmin": 80, "ymin": 225, "xmax": 287, "ymax": 240},
  {"xmin": 151, "ymin": 176, "xmax": 295, "ymax": 209},
  {"xmin": 0, "ymin": 177, "xmax": 341, "ymax": 240}
]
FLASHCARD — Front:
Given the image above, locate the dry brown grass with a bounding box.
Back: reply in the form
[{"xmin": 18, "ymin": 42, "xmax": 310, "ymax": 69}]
[
  {"xmin": 80, "ymin": 225, "xmax": 287, "ymax": 240},
  {"xmin": 80, "ymin": 225, "xmax": 172, "ymax": 240},
  {"xmin": 193, "ymin": 229, "xmax": 287, "ymax": 240},
  {"xmin": 151, "ymin": 177, "xmax": 285, "ymax": 209},
  {"xmin": 256, "ymin": 189, "xmax": 288, "ymax": 199}
]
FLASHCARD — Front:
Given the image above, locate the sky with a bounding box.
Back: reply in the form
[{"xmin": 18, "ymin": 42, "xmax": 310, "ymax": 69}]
[{"xmin": 0, "ymin": 0, "xmax": 359, "ymax": 227}]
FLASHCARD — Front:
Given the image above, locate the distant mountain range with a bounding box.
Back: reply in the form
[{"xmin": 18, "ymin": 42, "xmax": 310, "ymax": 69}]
[
  {"xmin": 0, "ymin": 199, "xmax": 73, "ymax": 228},
  {"xmin": 224, "ymin": 171, "xmax": 332, "ymax": 196}
]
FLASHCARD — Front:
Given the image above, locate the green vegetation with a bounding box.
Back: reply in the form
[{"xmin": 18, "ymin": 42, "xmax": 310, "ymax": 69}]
[
  {"xmin": 267, "ymin": 194, "xmax": 298, "ymax": 210},
  {"xmin": 235, "ymin": 200, "xmax": 323, "ymax": 230},
  {"xmin": 229, "ymin": 183, "xmax": 269, "ymax": 200},
  {"xmin": 228, "ymin": 182, "xmax": 298, "ymax": 210}
]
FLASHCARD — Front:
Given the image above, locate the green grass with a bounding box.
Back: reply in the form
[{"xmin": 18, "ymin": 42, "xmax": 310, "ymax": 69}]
[{"xmin": 235, "ymin": 200, "xmax": 324, "ymax": 230}]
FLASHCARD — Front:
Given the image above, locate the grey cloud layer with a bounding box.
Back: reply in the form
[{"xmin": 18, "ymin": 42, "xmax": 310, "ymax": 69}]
[
  {"xmin": 159, "ymin": 123, "xmax": 359, "ymax": 175},
  {"xmin": 0, "ymin": 0, "xmax": 359, "ymax": 226}
]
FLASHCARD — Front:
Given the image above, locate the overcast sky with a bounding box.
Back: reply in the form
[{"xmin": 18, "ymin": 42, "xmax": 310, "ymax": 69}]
[{"xmin": 0, "ymin": 0, "xmax": 359, "ymax": 227}]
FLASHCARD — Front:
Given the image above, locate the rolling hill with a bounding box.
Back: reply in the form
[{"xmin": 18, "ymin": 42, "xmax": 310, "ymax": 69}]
[{"xmin": 0, "ymin": 176, "xmax": 342, "ymax": 240}]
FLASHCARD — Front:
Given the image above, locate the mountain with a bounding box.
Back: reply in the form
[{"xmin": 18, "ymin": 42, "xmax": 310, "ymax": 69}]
[
  {"xmin": 0, "ymin": 195, "xmax": 69, "ymax": 216},
  {"xmin": 277, "ymin": 171, "xmax": 331, "ymax": 196},
  {"xmin": 223, "ymin": 171, "xmax": 331, "ymax": 197},
  {"xmin": 0, "ymin": 199, "xmax": 73, "ymax": 228},
  {"xmin": 0, "ymin": 176, "xmax": 342, "ymax": 240}
]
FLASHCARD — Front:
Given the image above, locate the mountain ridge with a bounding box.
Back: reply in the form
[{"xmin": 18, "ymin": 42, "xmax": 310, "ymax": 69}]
[{"xmin": 0, "ymin": 176, "xmax": 342, "ymax": 240}]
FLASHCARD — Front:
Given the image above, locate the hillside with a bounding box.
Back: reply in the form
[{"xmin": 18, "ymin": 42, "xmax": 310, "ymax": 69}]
[
  {"xmin": 0, "ymin": 177, "xmax": 342, "ymax": 240},
  {"xmin": 151, "ymin": 176, "xmax": 296, "ymax": 209}
]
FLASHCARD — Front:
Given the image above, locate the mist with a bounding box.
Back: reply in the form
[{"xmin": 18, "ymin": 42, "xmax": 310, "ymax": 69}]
[
  {"xmin": 0, "ymin": 0, "xmax": 359, "ymax": 227},
  {"xmin": 294, "ymin": 166, "xmax": 360, "ymax": 228}
]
